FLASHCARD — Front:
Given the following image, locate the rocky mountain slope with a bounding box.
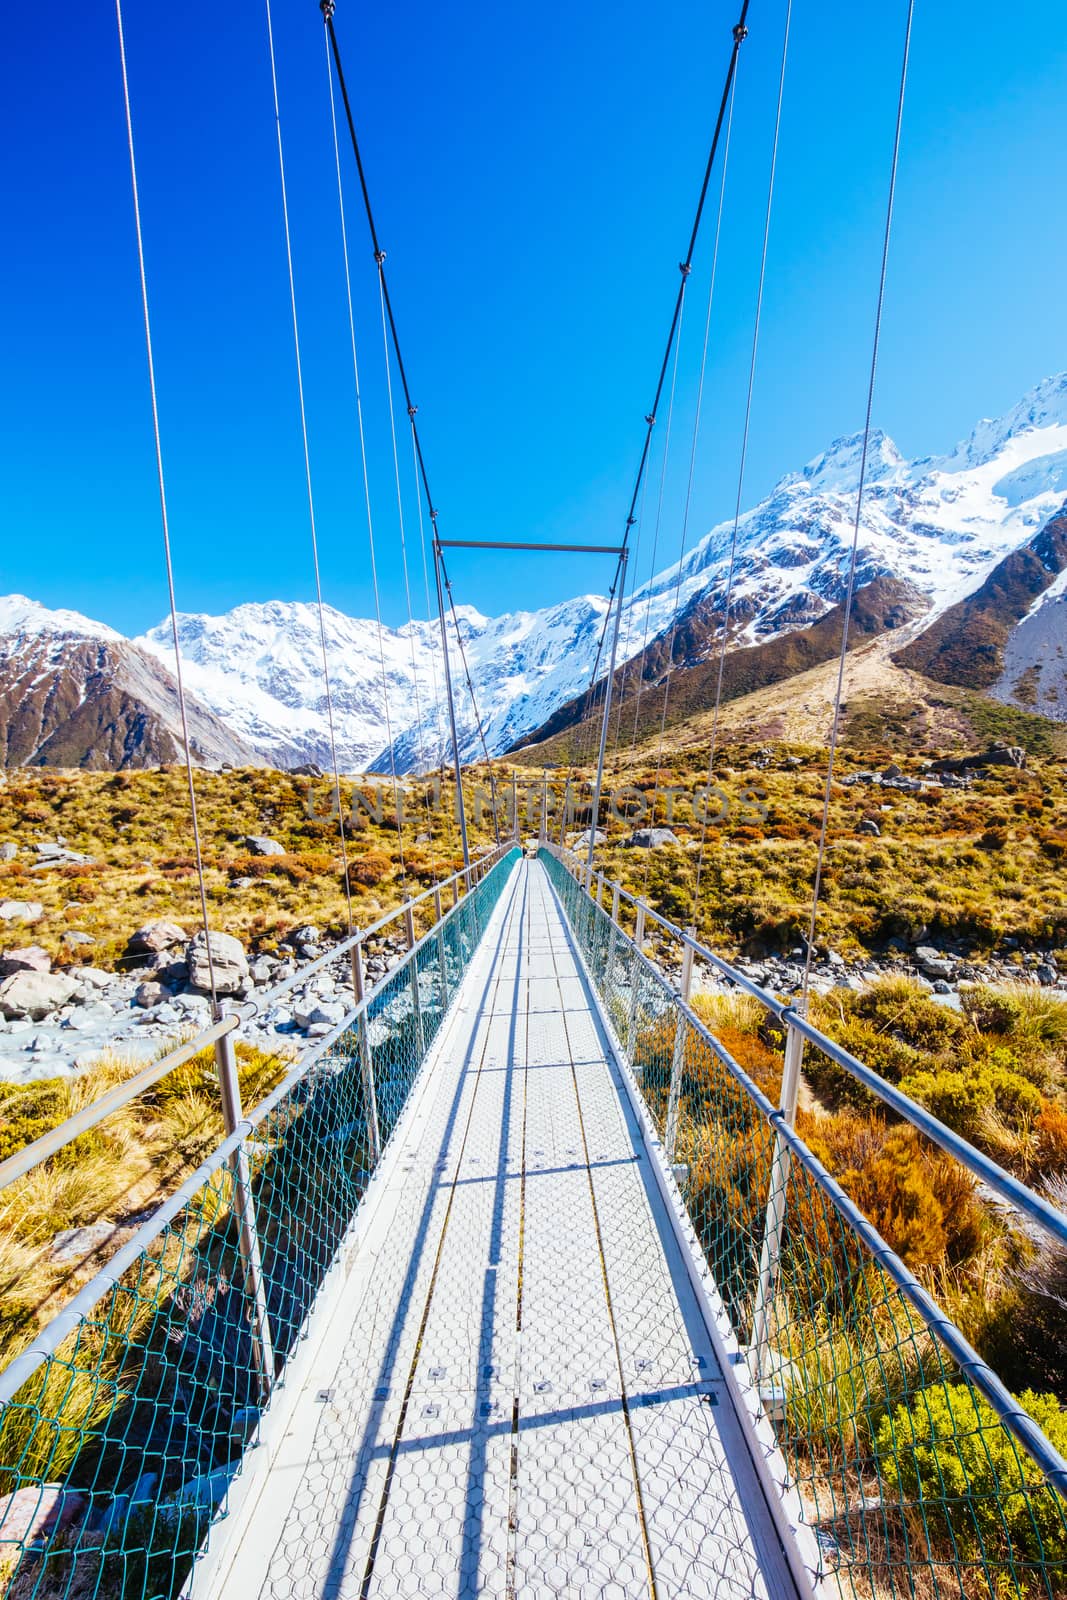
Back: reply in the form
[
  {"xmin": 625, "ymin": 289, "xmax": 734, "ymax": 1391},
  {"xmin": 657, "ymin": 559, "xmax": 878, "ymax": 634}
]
[
  {"xmin": 4, "ymin": 373, "xmax": 1067, "ymax": 772},
  {"xmin": 0, "ymin": 598, "xmax": 262, "ymax": 770}
]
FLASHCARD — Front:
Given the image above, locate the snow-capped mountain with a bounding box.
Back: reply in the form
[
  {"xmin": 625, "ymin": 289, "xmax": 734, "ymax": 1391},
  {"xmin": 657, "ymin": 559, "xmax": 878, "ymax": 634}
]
[
  {"xmin": 0, "ymin": 597, "xmax": 261, "ymax": 769},
  {"xmin": 5, "ymin": 372, "xmax": 1067, "ymax": 773}
]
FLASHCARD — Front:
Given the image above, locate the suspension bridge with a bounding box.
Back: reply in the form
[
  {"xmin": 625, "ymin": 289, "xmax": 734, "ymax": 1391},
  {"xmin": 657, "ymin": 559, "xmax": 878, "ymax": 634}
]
[{"xmin": 2, "ymin": 2, "xmax": 1067, "ymax": 1598}]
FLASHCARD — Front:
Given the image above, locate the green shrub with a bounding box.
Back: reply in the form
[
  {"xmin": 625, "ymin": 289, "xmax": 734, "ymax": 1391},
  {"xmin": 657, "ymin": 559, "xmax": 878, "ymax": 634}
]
[
  {"xmin": 876, "ymin": 1383, "xmax": 1067, "ymax": 1567},
  {"xmin": 901, "ymin": 1065, "xmax": 1042, "ymax": 1140}
]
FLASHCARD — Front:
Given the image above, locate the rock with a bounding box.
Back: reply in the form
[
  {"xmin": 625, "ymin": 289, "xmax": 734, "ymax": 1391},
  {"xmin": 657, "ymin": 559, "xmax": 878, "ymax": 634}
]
[
  {"xmin": 249, "ymin": 957, "xmax": 276, "ymax": 984},
  {"xmin": 63, "ymin": 1003, "xmax": 116, "ymax": 1031},
  {"xmin": 932, "ymin": 745, "xmax": 1026, "ymax": 775},
  {"xmin": 75, "ymin": 967, "xmax": 114, "ymax": 991},
  {"xmin": 882, "ymin": 764, "xmax": 902, "ymax": 780},
  {"xmin": 0, "ymin": 900, "xmax": 44, "ymax": 924},
  {"xmin": 415, "ymin": 832, "xmax": 431, "ymax": 845},
  {"xmin": 932, "ymin": 979, "xmax": 953, "ymax": 994},
  {"xmin": 625, "ymin": 827, "xmax": 680, "ymax": 849},
  {"xmin": 569, "ymin": 830, "xmax": 607, "ymax": 851},
  {"xmin": 914, "ymin": 945, "xmax": 955, "ymax": 980},
  {"xmin": 858, "ymin": 818, "xmax": 880, "ymax": 836},
  {"xmin": 289, "ymin": 925, "xmax": 320, "ymax": 947},
  {"xmin": 0, "ymin": 945, "xmax": 52, "ymax": 977},
  {"xmin": 173, "ymin": 992, "xmax": 212, "ymax": 1019},
  {"xmin": 290, "ymin": 761, "xmax": 324, "ymax": 778},
  {"xmin": 156, "ymin": 958, "xmax": 189, "ymax": 987},
  {"xmin": 306, "ymin": 1022, "xmax": 334, "ymax": 1038},
  {"xmin": 234, "ymin": 877, "xmax": 256, "ymax": 890},
  {"xmin": 127, "ymin": 919, "xmax": 187, "ymax": 956},
  {"xmin": 0, "ymin": 842, "xmax": 17, "ymax": 861},
  {"xmin": 186, "ymin": 930, "xmax": 249, "ymax": 996},
  {"xmin": 50, "ymin": 1221, "xmax": 115, "ymax": 1263},
  {"xmin": 155, "ymin": 1003, "xmax": 182, "ymax": 1024},
  {"xmin": 62, "ymin": 930, "xmax": 96, "ymax": 947},
  {"xmin": 307, "ymin": 1001, "xmax": 347, "ymax": 1027},
  {"xmin": 32, "ymin": 843, "xmax": 95, "ymax": 867},
  {"xmin": 0, "ymin": 1485, "xmax": 86, "ymax": 1545},
  {"xmin": 1037, "ymin": 963, "xmax": 1057, "ymax": 986},
  {"xmin": 0, "ymin": 970, "xmax": 79, "ymax": 1019},
  {"xmin": 135, "ymin": 980, "xmax": 170, "ymax": 1009},
  {"xmin": 244, "ymin": 836, "xmax": 285, "ymax": 857}
]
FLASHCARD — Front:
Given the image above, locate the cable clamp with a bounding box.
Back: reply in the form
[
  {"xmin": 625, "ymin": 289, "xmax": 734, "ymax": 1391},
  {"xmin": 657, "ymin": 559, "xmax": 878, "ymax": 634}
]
[
  {"xmin": 733, "ymin": 22, "xmax": 748, "ymax": 43},
  {"xmin": 407, "ymin": 404, "xmax": 418, "ymax": 419},
  {"xmin": 645, "ymin": 413, "xmax": 656, "ymax": 427},
  {"xmin": 320, "ymin": 0, "xmax": 335, "ymax": 17},
  {"xmin": 678, "ymin": 262, "xmax": 692, "ymax": 277},
  {"xmin": 626, "ymin": 516, "xmax": 637, "ymax": 527},
  {"xmin": 374, "ymin": 249, "xmax": 386, "ymax": 266}
]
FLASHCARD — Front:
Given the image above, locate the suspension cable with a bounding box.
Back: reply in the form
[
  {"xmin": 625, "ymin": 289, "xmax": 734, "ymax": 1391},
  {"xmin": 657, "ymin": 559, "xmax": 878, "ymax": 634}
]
[
  {"xmin": 322, "ymin": 3, "xmax": 495, "ymax": 800},
  {"xmin": 692, "ymin": 4, "xmax": 788, "ymax": 917},
  {"xmin": 801, "ymin": 0, "xmax": 915, "ymax": 1003},
  {"xmin": 265, "ymin": 0, "xmax": 356, "ymax": 931},
  {"xmin": 640, "ymin": 62, "xmax": 739, "ymax": 894},
  {"xmin": 375, "ymin": 271, "xmax": 432, "ymax": 810},
  {"xmin": 114, "ymin": 0, "xmax": 219, "ymax": 1008},
  {"xmin": 570, "ymin": 3, "xmax": 751, "ymax": 777},
  {"xmin": 409, "ymin": 421, "xmax": 446, "ymax": 774},
  {"xmin": 322, "ymin": 28, "xmax": 409, "ymax": 885}
]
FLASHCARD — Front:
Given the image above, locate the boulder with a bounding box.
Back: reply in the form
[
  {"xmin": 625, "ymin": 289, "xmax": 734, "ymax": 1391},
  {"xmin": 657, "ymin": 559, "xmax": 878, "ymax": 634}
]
[
  {"xmin": 62, "ymin": 930, "xmax": 96, "ymax": 947},
  {"xmin": 186, "ymin": 930, "xmax": 249, "ymax": 996},
  {"xmin": 1037, "ymin": 963, "xmax": 1058, "ymax": 987},
  {"xmin": 33, "ymin": 842, "xmax": 95, "ymax": 867},
  {"xmin": 0, "ymin": 945, "xmax": 51, "ymax": 977},
  {"xmin": 0, "ymin": 900, "xmax": 43, "ymax": 924},
  {"xmin": 75, "ymin": 968, "xmax": 114, "ymax": 991},
  {"xmin": 0, "ymin": 970, "xmax": 79, "ymax": 1019},
  {"xmin": 932, "ymin": 745, "xmax": 1026, "ymax": 775},
  {"xmin": 0, "ymin": 842, "xmax": 17, "ymax": 861},
  {"xmin": 625, "ymin": 827, "xmax": 680, "ymax": 849},
  {"xmin": 569, "ymin": 830, "xmax": 606, "ymax": 851},
  {"xmin": 914, "ymin": 945, "xmax": 955, "ymax": 980},
  {"xmin": 289, "ymin": 925, "xmax": 320, "ymax": 947},
  {"xmin": 49, "ymin": 1221, "xmax": 115, "ymax": 1264},
  {"xmin": 244, "ymin": 836, "xmax": 285, "ymax": 857},
  {"xmin": 127, "ymin": 920, "xmax": 187, "ymax": 956},
  {"xmin": 0, "ymin": 1485, "xmax": 86, "ymax": 1545},
  {"xmin": 858, "ymin": 818, "xmax": 881, "ymax": 837},
  {"xmin": 135, "ymin": 980, "xmax": 170, "ymax": 1009}
]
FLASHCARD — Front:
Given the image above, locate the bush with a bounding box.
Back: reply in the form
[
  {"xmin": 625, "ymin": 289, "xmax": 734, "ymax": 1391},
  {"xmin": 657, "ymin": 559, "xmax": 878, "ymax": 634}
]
[
  {"xmin": 346, "ymin": 850, "xmax": 393, "ymax": 889},
  {"xmin": 876, "ymin": 1383, "xmax": 1067, "ymax": 1567},
  {"xmin": 901, "ymin": 1064, "xmax": 1042, "ymax": 1141}
]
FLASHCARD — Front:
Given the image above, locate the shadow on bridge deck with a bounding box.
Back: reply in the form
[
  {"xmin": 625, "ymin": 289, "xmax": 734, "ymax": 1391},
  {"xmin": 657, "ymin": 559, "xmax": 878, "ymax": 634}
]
[{"xmin": 195, "ymin": 858, "xmax": 810, "ymax": 1600}]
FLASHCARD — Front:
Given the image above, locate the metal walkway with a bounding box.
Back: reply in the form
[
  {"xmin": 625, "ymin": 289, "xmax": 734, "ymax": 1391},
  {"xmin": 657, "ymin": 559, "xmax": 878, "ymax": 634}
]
[{"xmin": 202, "ymin": 858, "xmax": 805, "ymax": 1599}]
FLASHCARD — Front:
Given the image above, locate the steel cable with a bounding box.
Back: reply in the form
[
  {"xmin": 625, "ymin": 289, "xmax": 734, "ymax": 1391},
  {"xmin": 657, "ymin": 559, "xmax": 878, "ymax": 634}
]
[
  {"xmin": 265, "ymin": 0, "xmax": 356, "ymax": 929},
  {"xmin": 114, "ymin": 0, "xmax": 219, "ymax": 1008},
  {"xmin": 800, "ymin": 0, "xmax": 915, "ymax": 1005}
]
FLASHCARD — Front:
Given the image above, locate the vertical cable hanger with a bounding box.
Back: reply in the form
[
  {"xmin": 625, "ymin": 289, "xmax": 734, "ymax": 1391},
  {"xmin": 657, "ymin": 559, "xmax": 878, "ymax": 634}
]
[
  {"xmin": 264, "ymin": 0, "xmax": 357, "ymax": 927},
  {"xmin": 800, "ymin": 0, "xmax": 916, "ymax": 1004},
  {"xmin": 322, "ymin": 26, "xmax": 409, "ymax": 882},
  {"xmin": 323, "ymin": 0, "xmax": 504, "ymax": 868},
  {"xmin": 114, "ymin": 0, "xmax": 219, "ymax": 1009}
]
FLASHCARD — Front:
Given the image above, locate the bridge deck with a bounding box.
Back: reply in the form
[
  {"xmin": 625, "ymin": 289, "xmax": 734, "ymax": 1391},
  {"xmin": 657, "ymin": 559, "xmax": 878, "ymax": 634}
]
[{"xmin": 206, "ymin": 858, "xmax": 801, "ymax": 1599}]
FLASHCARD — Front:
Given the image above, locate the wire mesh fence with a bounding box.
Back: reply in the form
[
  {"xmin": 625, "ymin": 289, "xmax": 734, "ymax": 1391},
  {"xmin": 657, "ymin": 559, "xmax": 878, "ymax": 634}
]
[
  {"xmin": 541, "ymin": 845, "xmax": 1067, "ymax": 1600},
  {"xmin": 0, "ymin": 846, "xmax": 519, "ymax": 1600}
]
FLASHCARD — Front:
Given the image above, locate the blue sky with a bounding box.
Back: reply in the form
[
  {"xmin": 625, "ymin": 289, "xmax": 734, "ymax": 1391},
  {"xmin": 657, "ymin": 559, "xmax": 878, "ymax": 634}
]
[{"xmin": 2, "ymin": 0, "xmax": 1066, "ymax": 637}]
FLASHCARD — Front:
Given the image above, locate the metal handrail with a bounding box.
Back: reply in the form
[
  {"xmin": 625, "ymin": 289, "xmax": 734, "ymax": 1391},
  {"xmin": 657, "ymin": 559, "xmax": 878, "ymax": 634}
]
[
  {"xmin": 0, "ymin": 844, "xmax": 523, "ymax": 1408},
  {"xmin": 0, "ymin": 837, "xmax": 517, "ymax": 1197},
  {"xmin": 540, "ymin": 846, "xmax": 1067, "ymax": 1505},
  {"xmin": 543, "ymin": 842, "xmax": 1067, "ymax": 1251}
]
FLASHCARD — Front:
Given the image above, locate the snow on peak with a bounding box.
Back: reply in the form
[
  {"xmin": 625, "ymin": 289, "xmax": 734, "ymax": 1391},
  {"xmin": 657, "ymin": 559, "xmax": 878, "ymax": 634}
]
[
  {"xmin": 0, "ymin": 594, "xmax": 122, "ymax": 642},
  {"xmin": 782, "ymin": 428, "xmax": 906, "ymax": 495},
  {"xmin": 934, "ymin": 371, "xmax": 1067, "ymax": 473}
]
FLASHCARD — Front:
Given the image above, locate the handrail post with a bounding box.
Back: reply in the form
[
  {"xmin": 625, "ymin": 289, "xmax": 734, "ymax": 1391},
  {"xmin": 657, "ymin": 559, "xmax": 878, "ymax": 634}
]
[
  {"xmin": 404, "ymin": 900, "xmax": 425, "ymax": 1056},
  {"xmin": 214, "ymin": 1020, "xmax": 274, "ymax": 1396},
  {"xmin": 452, "ymin": 873, "xmax": 461, "ymax": 907},
  {"xmin": 626, "ymin": 902, "xmax": 646, "ymax": 1061},
  {"xmin": 750, "ymin": 1020, "xmax": 806, "ymax": 1368},
  {"xmin": 433, "ymin": 886, "xmax": 443, "ymax": 923},
  {"xmin": 664, "ymin": 932, "xmax": 695, "ymax": 1162},
  {"xmin": 350, "ymin": 941, "xmax": 382, "ymax": 1165}
]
